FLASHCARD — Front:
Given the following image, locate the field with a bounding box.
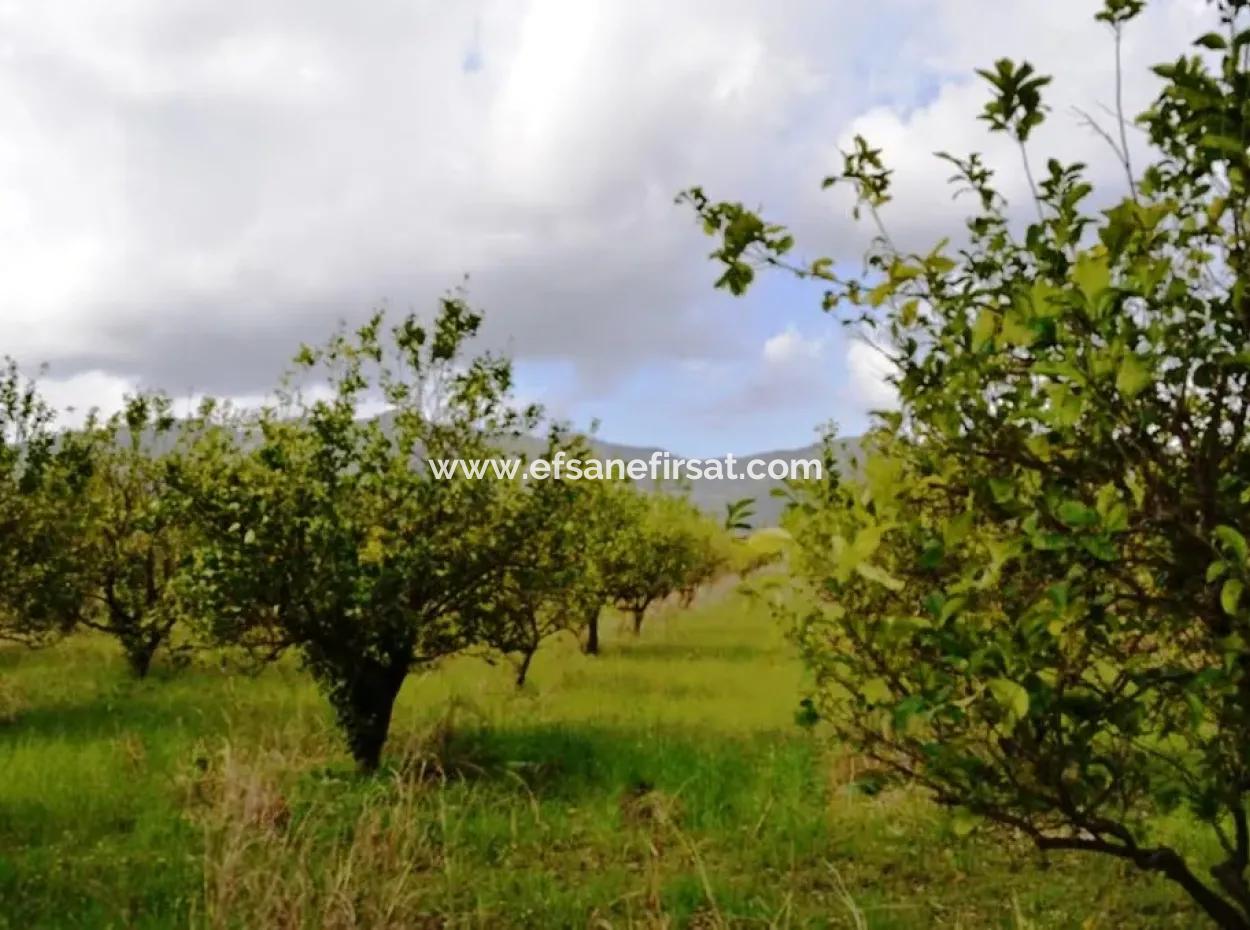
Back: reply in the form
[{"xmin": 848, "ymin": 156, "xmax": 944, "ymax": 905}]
[{"xmin": 0, "ymin": 590, "xmax": 1202, "ymax": 929}]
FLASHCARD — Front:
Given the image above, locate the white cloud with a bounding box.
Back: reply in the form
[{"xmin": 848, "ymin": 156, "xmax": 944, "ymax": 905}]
[
  {"xmin": 0, "ymin": 0, "xmax": 1218, "ymax": 450},
  {"xmin": 845, "ymin": 338, "xmax": 897, "ymax": 413},
  {"xmin": 803, "ymin": 0, "xmax": 1215, "ymax": 252},
  {"xmin": 762, "ymin": 325, "xmax": 826, "ymax": 367},
  {"xmin": 40, "ymin": 370, "xmax": 139, "ymax": 429},
  {"xmin": 0, "ymin": 0, "xmax": 868, "ymax": 399}
]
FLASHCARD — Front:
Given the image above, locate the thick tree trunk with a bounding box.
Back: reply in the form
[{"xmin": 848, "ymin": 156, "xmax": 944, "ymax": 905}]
[
  {"xmin": 338, "ymin": 660, "xmax": 409, "ymax": 773},
  {"xmin": 583, "ymin": 608, "xmax": 601, "ymax": 656},
  {"xmin": 123, "ymin": 634, "xmax": 160, "ymax": 679},
  {"xmin": 126, "ymin": 645, "xmax": 155, "ymax": 678},
  {"xmin": 632, "ymin": 607, "xmax": 646, "ymax": 636}
]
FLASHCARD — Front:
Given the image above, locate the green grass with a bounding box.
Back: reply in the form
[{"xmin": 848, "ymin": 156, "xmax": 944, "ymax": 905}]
[{"xmin": 0, "ymin": 593, "xmax": 1203, "ymax": 928}]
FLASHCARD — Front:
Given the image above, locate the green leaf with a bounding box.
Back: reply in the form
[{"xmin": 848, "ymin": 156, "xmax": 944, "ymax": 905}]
[
  {"xmin": 1223, "ymin": 579, "xmax": 1244, "ymax": 616},
  {"xmin": 1081, "ymin": 536, "xmax": 1117, "ymax": 562},
  {"xmin": 856, "ymin": 561, "xmax": 905, "ymax": 592},
  {"xmin": 1195, "ymin": 32, "xmax": 1228, "ymax": 50},
  {"xmin": 1073, "ymin": 251, "xmax": 1111, "ymax": 306},
  {"xmin": 943, "ymin": 511, "xmax": 974, "ymax": 547},
  {"xmin": 939, "ymin": 595, "xmax": 967, "ymax": 623},
  {"xmin": 1115, "ymin": 354, "xmax": 1152, "ymax": 399},
  {"xmin": 1201, "ymin": 134, "xmax": 1249, "ymax": 158},
  {"xmin": 1000, "ymin": 310, "xmax": 1035, "ymax": 347},
  {"xmin": 1215, "ymin": 525, "xmax": 1249, "ymax": 564},
  {"xmin": 988, "ymin": 678, "xmax": 1030, "ymax": 721},
  {"xmin": 989, "ymin": 477, "xmax": 1016, "ymax": 504},
  {"xmin": 972, "ymin": 308, "xmax": 998, "ymax": 350},
  {"xmin": 1103, "ymin": 502, "xmax": 1129, "ymax": 533},
  {"xmin": 861, "ymin": 677, "xmax": 892, "ymax": 704},
  {"xmin": 919, "ymin": 539, "xmax": 945, "ymax": 570},
  {"xmin": 1057, "ymin": 500, "xmax": 1097, "ymax": 528}
]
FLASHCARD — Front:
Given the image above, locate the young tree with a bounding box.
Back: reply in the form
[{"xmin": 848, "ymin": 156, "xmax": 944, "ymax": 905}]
[
  {"xmin": 466, "ymin": 430, "xmax": 605, "ymax": 686},
  {"xmin": 676, "ymin": 514, "xmax": 732, "ymax": 608},
  {"xmin": 558, "ymin": 478, "xmax": 648, "ymax": 656},
  {"xmin": 603, "ymin": 493, "xmax": 725, "ymax": 635},
  {"xmin": 686, "ymin": 2, "xmax": 1250, "ymax": 926},
  {"xmin": 177, "ymin": 296, "xmax": 537, "ymax": 771},
  {"xmin": 71, "ymin": 395, "xmax": 196, "ymax": 677}
]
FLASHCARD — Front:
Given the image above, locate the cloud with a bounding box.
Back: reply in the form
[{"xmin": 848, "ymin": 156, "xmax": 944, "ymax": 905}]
[
  {"xmin": 0, "ymin": 0, "xmax": 1216, "ymax": 451},
  {"xmin": 845, "ymin": 338, "xmax": 897, "ymax": 413},
  {"xmin": 762, "ymin": 325, "xmax": 826, "ymax": 367},
  {"xmin": 800, "ymin": 0, "xmax": 1217, "ymax": 252},
  {"xmin": 0, "ymin": 0, "xmax": 867, "ymax": 397},
  {"xmin": 39, "ymin": 371, "xmax": 140, "ymax": 429}
]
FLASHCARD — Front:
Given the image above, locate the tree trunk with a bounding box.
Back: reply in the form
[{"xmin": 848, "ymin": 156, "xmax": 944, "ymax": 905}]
[
  {"xmin": 515, "ymin": 649, "xmax": 536, "ymax": 688},
  {"xmin": 123, "ymin": 635, "xmax": 159, "ymax": 679},
  {"xmin": 337, "ymin": 660, "xmax": 409, "ymax": 773},
  {"xmin": 632, "ymin": 606, "xmax": 646, "ymax": 636},
  {"xmin": 583, "ymin": 608, "xmax": 601, "ymax": 656}
]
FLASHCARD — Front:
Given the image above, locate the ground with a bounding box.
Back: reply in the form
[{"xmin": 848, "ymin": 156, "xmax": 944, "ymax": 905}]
[{"xmin": 0, "ymin": 591, "xmax": 1204, "ymax": 928}]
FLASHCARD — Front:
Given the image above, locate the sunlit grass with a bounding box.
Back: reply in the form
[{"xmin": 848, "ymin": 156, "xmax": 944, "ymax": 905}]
[{"xmin": 0, "ymin": 592, "xmax": 1202, "ymax": 928}]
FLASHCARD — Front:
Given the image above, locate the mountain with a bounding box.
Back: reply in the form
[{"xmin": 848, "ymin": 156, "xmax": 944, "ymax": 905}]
[
  {"xmin": 513, "ymin": 434, "xmax": 863, "ymax": 527},
  {"xmin": 373, "ymin": 409, "xmax": 860, "ymax": 525}
]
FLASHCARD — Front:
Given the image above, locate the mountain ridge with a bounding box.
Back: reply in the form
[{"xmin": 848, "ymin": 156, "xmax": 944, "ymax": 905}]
[{"xmin": 512, "ymin": 433, "xmax": 861, "ymax": 527}]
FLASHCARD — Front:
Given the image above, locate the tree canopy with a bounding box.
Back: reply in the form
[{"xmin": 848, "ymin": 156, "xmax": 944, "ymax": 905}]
[{"xmin": 174, "ymin": 296, "xmax": 539, "ymax": 770}]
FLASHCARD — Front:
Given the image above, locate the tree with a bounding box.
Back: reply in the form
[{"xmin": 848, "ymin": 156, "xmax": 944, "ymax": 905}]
[
  {"xmin": 1, "ymin": 374, "xmax": 198, "ymax": 676},
  {"xmin": 676, "ymin": 511, "xmax": 733, "ymax": 608},
  {"xmin": 686, "ymin": 2, "xmax": 1250, "ymax": 925},
  {"xmin": 177, "ymin": 295, "xmax": 537, "ymax": 771},
  {"xmin": 0, "ymin": 360, "xmax": 93, "ymax": 646},
  {"xmin": 466, "ymin": 431, "xmax": 604, "ymax": 685},
  {"xmin": 71, "ymin": 394, "xmax": 196, "ymax": 677},
  {"xmin": 573, "ymin": 479, "xmax": 643, "ymax": 656},
  {"xmin": 602, "ymin": 493, "xmax": 726, "ymax": 635}
]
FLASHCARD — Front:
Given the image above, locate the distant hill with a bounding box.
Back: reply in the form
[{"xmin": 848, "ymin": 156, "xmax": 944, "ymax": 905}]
[
  {"xmin": 508, "ymin": 434, "xmax": 863, "ymax": 527},
  {"xmin": 372, "ymin": 410, "xmax": 859, "ymax": 525}
]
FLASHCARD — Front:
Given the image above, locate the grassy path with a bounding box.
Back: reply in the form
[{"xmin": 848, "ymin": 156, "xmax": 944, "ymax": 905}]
[{"xmin": 0, "ymin": 595, "xmax": 1199, "ymax": 927}]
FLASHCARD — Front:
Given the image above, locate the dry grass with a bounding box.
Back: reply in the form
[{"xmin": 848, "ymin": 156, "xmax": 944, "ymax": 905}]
[{"xmin": 193, "ymin": 742, "xmax": 438, "ymax": 929}]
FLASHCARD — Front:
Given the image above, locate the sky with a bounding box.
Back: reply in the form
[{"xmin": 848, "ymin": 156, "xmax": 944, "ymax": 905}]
[{"xmin": 0, "ymin": 0, "xmax": 1214, "ymax": 456}]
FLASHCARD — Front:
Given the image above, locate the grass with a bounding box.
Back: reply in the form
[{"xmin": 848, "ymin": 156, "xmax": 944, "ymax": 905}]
[{"xmin": 0, "ymin": 591, "xmax": 1205, "ymax": 928}]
